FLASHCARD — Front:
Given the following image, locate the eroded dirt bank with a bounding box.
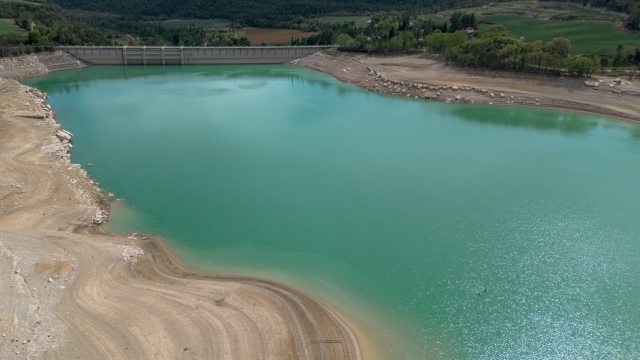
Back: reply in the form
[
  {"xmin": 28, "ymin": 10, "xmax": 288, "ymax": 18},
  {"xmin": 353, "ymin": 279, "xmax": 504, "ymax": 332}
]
[
  {"xmin": 291, "ymin": 51, "xmax": 640, "ymax": 122},
  {"xmin": 0, "ymin": 78, "xmax": 361, "ymax": 360}
]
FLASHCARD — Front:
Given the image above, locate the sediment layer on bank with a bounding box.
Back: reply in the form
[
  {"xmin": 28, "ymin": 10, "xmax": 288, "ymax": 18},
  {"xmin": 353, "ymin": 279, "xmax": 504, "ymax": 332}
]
[
  {"xmin": 291, "ymin": 51, "xmax": 640, "ymax": 122},
  {"xmin": 0, "ymin": 78, "xmax": 362, "ymax": 360},
  {"xmin": 0, "ymin": 51, "xmax": 88, "ymax": 80}
]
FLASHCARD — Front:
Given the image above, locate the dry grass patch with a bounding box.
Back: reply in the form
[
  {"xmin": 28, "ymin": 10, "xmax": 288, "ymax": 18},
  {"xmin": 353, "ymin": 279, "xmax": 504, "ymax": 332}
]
[{"xmin": 245, "ymin": 29, "xmax": 319, "ymax": 45}]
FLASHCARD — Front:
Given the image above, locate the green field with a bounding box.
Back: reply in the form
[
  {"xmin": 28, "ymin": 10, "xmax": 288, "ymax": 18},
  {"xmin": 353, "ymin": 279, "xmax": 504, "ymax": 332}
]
[
  {"xmin": 0, "ymin": 18, "xmax": 25, "ymax": 35},
  {"xmin": 148, "ymin": 19, "xmax": 231, "ymax": 28},
  {"xmin": 566, "ymin": 5, "xmax": 624, "ymax": 19},
  {"xmin": 481, "ymin": 15, "xmax": 640, "ymax": 54},
  {"xmin": 443, "ymin": 7, "xmax": 484, "ymax": 14},
  {"xmin": 418, "ymin": 14, "xmax": 449, "ymax": 23},
  {"xmin": 503, "ymin": 0, "xmax": 536, "ymax": 4},
  {"xmin": 491, "ymin": 7, "xmax": 557, "ymax": 14},
  {"xmin": 312, "ymin": 16, "xmax": 371, "ymax": 27}
]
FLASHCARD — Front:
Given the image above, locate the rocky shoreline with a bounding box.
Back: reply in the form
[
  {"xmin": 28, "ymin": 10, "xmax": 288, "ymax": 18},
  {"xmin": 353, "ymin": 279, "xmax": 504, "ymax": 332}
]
[
  {"xmin": 9, "ymin": 83, "xmax": 111, "ymax": 227},
  {"xmin": 291, "ymin": 51, "xmax": 640, "ymax": 123},
  {"xmin": 0, "ymin": 51, "xmax": 87, "ymax": 80}
]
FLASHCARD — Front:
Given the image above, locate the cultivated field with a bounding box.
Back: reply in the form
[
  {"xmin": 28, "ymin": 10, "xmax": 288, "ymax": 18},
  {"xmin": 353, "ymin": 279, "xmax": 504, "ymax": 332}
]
[
  {"xmin": 482, "ymin": 15, "xmax": 640, "ymax": 54},
  {"xmin": 0, "ymin": 18, "xmax": 25, "ymax": 35},
  {"xmin": 148, "ymin": 19, "xmax": 231, "ymax": 28},
  {"xmin": 419, "ymin": 14, "xmax": 449, "ymax": 23},
  {"xmin": 245, "ymin": 29, "xmax": 319, "ymax": 45},
  {"xmin": 312, "ymin": 16, "xmax": 371, "ymax": 27},
  {"xmin": 565, "ymin": 5, "xmax": 624, "ymax": 19}
]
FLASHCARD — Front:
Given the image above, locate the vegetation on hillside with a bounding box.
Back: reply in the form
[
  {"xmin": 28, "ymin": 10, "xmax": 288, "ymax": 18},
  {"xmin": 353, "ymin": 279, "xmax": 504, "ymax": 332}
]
[
  {"xmin": 481, "ymin": 14, "xmax": 640, "ymax": 54},
  {"xmin": 0, "ymin": 1, "xmax": 250, "ymax": 55},
  {"xmin": 46, "ymin": 0, "xmax": 501, "ymax": 27},
  {"xmin": 0, "ymin": 0, "xmax": 637, "ymax": 72},
  {"xmin": 335, "ymin": 18, "xmax": 639, "ymax": 73},
  {"xmin": 448, "ymin": 25, "xmax": 600, "ymax": 75}
]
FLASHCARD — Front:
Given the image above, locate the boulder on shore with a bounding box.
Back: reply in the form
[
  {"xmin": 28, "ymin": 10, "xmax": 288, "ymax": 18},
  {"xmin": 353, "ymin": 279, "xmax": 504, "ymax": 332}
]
[
  {"xmin": 584, "ymin": 81, "xmax": 599, "ymax": 87},
  {"xmin": 56, "ymin": 130, "xmax": 73, "ymax": 142}
]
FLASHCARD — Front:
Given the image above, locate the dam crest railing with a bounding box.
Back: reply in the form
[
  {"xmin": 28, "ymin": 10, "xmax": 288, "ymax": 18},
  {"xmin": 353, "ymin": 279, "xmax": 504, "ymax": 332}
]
[{"xmin": 59, "ymin": 45, "xmax": 335, "ymax": 65}]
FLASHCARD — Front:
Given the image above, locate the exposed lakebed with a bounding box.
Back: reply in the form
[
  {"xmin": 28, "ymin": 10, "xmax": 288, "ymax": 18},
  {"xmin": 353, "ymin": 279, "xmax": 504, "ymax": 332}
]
[{"xmin": 22, "ymin": 65, "xmax": 640, "ymax": 359}]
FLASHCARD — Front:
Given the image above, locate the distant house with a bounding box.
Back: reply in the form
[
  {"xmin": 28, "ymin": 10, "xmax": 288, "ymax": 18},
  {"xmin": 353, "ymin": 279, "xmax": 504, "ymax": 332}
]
[
  {"xmin": 409, "ymin": 20, "xmax": 416, "ymax": 26},
  {"xmin": 465, "ymin": 27, "xmax": 478, "ymax": 34},
  {"xmin": 365, "ymin": 36, "xmax": 372, "ymax": 41}
]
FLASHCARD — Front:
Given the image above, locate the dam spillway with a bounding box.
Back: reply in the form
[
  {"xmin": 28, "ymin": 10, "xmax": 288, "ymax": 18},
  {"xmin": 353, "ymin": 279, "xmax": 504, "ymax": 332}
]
[{"xmin": 59, "ymin": 46, "xmax": 334, "ymax": 65}]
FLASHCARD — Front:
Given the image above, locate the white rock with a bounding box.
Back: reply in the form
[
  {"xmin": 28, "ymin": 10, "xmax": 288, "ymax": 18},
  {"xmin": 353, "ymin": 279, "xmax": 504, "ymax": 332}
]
[
  {"xmin": 584, "ymin": 81, "xmax": 599, "ymax": 87},
  {"xmin": 56, "ymin": 131, "xmax": 72, "ymax": 142}
]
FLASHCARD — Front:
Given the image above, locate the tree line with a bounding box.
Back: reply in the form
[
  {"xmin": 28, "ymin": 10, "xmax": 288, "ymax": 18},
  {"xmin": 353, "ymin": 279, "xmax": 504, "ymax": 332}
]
[
  {"xmin": 46, "ymin": 0, "xmax": 500, "ymax": 28},
  {"xmin": 0, "ymin": 1, "xmax": 251, "ymax": 56},
  {"xmin": 333, "ymin": 15, "xmax": 639, "ymax": 75},
  {"xmin": 448, "ymin": 26, "xmax": 600, "ymax": 75}
]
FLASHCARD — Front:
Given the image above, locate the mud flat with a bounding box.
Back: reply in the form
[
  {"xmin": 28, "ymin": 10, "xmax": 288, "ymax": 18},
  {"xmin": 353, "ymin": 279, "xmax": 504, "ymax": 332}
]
[
  {"xmin": 291, "ymin": 51, "xmax": 640, "ymax": 122},
  {"xmin": 0, "ymin": 78, "xmax": 361, "ymax": 360}
]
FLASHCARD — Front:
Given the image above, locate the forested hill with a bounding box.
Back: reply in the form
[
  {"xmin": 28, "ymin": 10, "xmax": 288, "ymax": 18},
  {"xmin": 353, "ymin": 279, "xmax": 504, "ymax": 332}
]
[{"xmin": 46, "ymin": 0, "xmax": 496, "ymax": 26}]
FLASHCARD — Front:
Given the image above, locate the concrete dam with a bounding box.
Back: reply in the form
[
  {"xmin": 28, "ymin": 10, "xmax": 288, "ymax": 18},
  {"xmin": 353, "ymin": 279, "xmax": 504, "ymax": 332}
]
[{"xmin": 59, "ymin": 46, "xmax": 334, "ymax": 65}]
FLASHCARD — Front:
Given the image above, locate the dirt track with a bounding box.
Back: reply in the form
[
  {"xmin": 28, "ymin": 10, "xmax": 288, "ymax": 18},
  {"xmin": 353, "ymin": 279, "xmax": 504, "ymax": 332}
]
[
  {"xmin": 292, "ymin": 51, "xmax": 640, "ymax": 122},
  {"xmin": 0, "ymin": 78, "xmax": 362, "ymax": 360}
]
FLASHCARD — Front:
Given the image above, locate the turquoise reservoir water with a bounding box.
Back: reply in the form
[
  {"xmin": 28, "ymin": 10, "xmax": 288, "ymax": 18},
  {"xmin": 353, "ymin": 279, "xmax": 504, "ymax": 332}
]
[{"xmin": 22, "ymin": 66, "xmax": 640, "ymax": 359}]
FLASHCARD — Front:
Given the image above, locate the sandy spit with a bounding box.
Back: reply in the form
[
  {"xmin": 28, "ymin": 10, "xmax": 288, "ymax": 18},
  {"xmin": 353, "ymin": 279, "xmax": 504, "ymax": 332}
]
[
  {"xmin": 289, "ymin": 51, "xmax": 640, "ymax": 123},
  {"xmin": 0, "ymin": 78, "xmax": 361, "ymax": 360}
]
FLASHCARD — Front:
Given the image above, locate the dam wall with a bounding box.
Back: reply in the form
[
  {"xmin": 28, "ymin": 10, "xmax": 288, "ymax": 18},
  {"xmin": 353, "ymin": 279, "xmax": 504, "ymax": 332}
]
[{"xmin": 59, "ymin": 46, "xmax": 334, "ymax": 65}]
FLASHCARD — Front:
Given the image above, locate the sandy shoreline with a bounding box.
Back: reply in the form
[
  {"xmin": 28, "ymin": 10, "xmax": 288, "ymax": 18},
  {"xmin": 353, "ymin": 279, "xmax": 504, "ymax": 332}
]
[
  {"xmin": 290, "ymin": 51, "xmax": 640, "ymax": 123},
  {"xmin": 0, "ymin": 78, "xmax": 362, "ymax": 359}
]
